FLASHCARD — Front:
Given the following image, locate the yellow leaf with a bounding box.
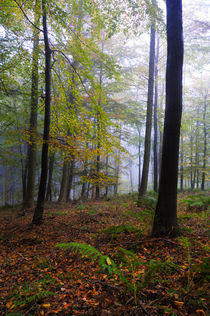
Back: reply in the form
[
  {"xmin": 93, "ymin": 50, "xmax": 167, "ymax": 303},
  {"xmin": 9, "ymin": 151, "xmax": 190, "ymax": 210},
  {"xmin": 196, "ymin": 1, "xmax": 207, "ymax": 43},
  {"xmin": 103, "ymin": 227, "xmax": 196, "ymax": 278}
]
[
  {"xmin": 6, "ymin": 301, "xmax": 15, "ymax": 309},
  {"xmin": 174, "ymin": 301, "xmax": 184, "ymax": 309},
  {"xmin": 106, "ymin": 257, "xmax": 112, "ymax": 265},
  {"xmin": 43, "ymin": 303, "xmax": 51, "ymax": 308}
]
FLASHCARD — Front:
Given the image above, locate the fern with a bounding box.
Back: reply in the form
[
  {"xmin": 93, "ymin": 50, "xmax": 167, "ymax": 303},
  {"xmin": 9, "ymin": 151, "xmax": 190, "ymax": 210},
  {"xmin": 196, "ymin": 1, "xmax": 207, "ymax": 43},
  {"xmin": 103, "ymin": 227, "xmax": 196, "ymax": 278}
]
[
  {"xmin": 117, "ymin": 247, "xmax": 141, "ymax": 269},
  {"xmin": 56, "ymin": 242, "xmax": 129, "ymax": 286}
]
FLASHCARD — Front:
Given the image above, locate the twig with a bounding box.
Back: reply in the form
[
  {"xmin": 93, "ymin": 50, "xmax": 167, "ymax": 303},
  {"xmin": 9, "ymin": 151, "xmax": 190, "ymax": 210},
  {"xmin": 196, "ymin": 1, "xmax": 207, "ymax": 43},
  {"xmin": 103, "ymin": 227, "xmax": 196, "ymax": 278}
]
[{"xmin": 13, "ymin": 0, "xmax": 43, "ymax": 32}]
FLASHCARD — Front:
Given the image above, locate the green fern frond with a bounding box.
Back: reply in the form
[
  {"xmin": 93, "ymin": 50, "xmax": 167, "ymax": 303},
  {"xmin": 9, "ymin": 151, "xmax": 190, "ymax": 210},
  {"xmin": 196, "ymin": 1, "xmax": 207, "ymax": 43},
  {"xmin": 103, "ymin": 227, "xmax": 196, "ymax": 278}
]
[
  {"xmin": 56, "ymin": 242, "xmax": 130, "ymax": 287},
  {"xmin": 56, "ymin": 242, "xmax": 101, "ymax": 261},
  {"xmin": 117, "ymin": 247, "xmax": 141, "ymax": 267}
]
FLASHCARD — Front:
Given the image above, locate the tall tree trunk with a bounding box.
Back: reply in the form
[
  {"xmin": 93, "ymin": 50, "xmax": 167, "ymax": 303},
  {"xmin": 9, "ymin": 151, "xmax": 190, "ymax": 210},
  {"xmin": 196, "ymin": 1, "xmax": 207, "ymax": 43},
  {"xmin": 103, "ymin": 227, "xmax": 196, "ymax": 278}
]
[
  {"xmin": 24, "ymin": 5, "xmax": 39, "ymax": 209},
  {"xmin": 153, "ymin": 34, "xmax": 159, "ymax": 192},
  {"xmin": 152, "ymin": 0, "xmax": 183, "ymax": 237},
  {"xmin": 137, "ymin": 126, "xmax": 141, "ymax": 192},
  {"xmin": 201, "ymin": 94, "xmax": 207, "ymax": 190},
  {"xmin": 105, "ymin": 154, "xmax": 109, "ymax": 197},
  {"xmin": 180, "ymin": 135, "xmax": 184, "ymax": 191},
  {"xmin": 190, "ymin": 134, "xmax": 194, "ymax": 189},
  {"xmin": 95, "ymin": 38, "xmax": 104, "ymax": 199},
  {"xmin": 46, "ymin": 150, "xmax": 55, "ymax": 201},
  {"xmin": 138, "ymin": 23, "xmax": 156, "ymax": 198},
  {"xmin": 32, "ymin": 0, "xmax": 51, "ymax": 224}
]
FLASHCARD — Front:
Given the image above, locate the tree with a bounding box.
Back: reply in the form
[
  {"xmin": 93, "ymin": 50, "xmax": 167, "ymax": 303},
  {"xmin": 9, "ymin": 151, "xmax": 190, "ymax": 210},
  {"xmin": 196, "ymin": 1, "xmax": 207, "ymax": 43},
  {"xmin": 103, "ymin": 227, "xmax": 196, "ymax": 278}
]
[
  {"xmin": 23, "ymin": 1, "xmax": 40, "ymax": 209},
  {"xmin": 153, "ymin": 34, "xmax": 159, "ymax": 192},
  {"xmin": 152, "ymin": 0, "xmax": 184, "ymax": 237},
  {"xmin": 32, "ymin": 0, "xmax": 51, "ymax": 224},
  {"xmin": 201, "ymin": 92, "xmax": 208, "ymax": 190},
  {"xmin": 138, "ymin": 15, "xmax": 156, "ymax": 198}
]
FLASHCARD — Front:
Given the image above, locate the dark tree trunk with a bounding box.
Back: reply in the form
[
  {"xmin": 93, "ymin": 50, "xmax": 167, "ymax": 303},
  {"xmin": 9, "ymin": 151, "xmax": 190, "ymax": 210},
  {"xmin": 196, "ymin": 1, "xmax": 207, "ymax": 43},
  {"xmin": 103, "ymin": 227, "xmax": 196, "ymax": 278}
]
[
  {"xmin": 180, "ymin": 136, "xmax": 184, "ymax": 191},
  {"xmin": 201, "ymin": 94, "xmax": 207, "ymax": 190},
  {"xmin": 138, "ymin": 24, "xmax": 156, "ymax": 198},
  {"xmin": 153, "ymin": 34, "xmax": 159, "ymax": 192},
  {"xmin": 46, "ymin": 150, "xmax": 55, "ymax": 201},
  {"xmin": 152, "ymin": 0, "xmax": 183, "ymax": 237},
  {"xmin": 24, "ymin": 5, "xmax": 39, "ymax": 209},
  {"xmin": 32, "ymin": 0, "xmax": 51, "ymax": 224}
]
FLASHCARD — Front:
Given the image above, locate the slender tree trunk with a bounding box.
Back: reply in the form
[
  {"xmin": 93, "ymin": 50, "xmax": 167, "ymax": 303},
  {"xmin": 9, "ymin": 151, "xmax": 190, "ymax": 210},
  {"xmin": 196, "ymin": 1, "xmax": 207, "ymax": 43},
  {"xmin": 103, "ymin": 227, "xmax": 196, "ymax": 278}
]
[
  {"xmin": 81, "ymin": 160, "xmax": 88, "ymax": 199},
  {"xmin": 138, "ymin": 23, "xmax": 156, "ymax": 198},
  {"xmin": 95, "ymin": 39, "xmax": 104, "ymax": 199},
  {"xmin": 24, "ymin": 4, "xmax": 39, "ymax": 209},
  {"xmin": 180, "ymin": 135, "xmax": 184, "ymax": 191},
  {"xmin": 201, "ymin": 94, "xmax": 207, "ymax": 190},
  {"xmin": 32, "ymin": 0, "xmax": 51, "ymax": 224},
  {"xmin": 66, "ymin": 158, "xmax": 74, "ymax": 201},
  {"xmin": 190, "ymin": 134, "xmax": 194, "ymax": 189},
  {"xmin": 46, "ymin": 150, "xmax": 55, "ymax": 201},
  {"xmin": 129, "ymin": 159, "xmax": 133, "ymax": 192},
  {"xmin": 114, "ymin": 124, "xmax": 122, "ymax": 195},
  {"xmin": 105, "ymin": 154, "xmax": 109, "ymax": 197},
  {"xmin": 59, "ymin": 160, "xmax": 70, "ymax": 202},
  {"xmin": 152, "ymin": 0, "xmax": 183, "ymax": 237},
  {"xmin": 137, "ymin": 126, "xmax": 141, "ymax": 192},
  {"xmin": 153, "ymin": 34, "xmax": 159, "ymax": 192}
]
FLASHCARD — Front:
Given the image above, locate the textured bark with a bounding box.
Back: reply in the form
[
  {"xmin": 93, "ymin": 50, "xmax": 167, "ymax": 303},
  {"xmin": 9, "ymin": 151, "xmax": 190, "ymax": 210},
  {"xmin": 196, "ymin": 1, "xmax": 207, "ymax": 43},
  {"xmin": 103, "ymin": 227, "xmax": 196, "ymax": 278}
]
[
  {"xmin": 180, "ymin": 136, "xmax": 184, "ymax": 191},
  {"xmin": 201, "ymin": 95, "xmax": 207, "ymax": 190},
  {"xmin": 32, "ymin": 0, "xmax": 51, "ymax": 224},
  {"xmin": 138, "ymin": 24, "xmax": 155, "ymax": 198},
  {"xmin": 152, "ymin": 0, "xmax": 183, "ymax": 237},
  {"xmin": 46, "ymin": 151, "xmax": 55, "ymax": 201},
  {"xmin": 153, "ymin": 34, "xmax": 159, "ymax": 192},
  {"xmin": 24, "ymin": 4, "xmax": 39, "ymax": 209}
]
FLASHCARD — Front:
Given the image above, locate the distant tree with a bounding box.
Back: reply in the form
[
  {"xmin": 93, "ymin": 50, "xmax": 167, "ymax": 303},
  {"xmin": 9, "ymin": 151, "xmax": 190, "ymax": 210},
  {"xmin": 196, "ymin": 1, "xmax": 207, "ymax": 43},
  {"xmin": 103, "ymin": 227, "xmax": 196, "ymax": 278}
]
[
  {"xmin": 152, "ymin": 0, "xmax": 184, "ymax": 236},
  {"xmin": 138, "ymin": 21, "xmax": 156, "ymax": 198},
  {"xmin": 201, "ymin": 92, "xmax": 208, "ymax": 190},
  {"xmin": 153, "ymin": 34, "xmax": 159, "ymax": 192}
]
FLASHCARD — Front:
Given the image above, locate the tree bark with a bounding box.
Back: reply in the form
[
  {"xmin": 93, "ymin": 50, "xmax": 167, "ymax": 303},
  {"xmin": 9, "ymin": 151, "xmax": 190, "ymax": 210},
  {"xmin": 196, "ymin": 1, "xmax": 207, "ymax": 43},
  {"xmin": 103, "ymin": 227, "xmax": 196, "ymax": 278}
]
[
  {"xmin": 24, "ymin": 3, "xmax": 39, "ymax": 209},
  {"xmin": 152, "ymin": 0, "xmax": 183, "ymax": 237},
  {"xmin": 137, "ymin": 126, "xmax": 141, "ymax": 192},
  {"xmin": 32, "ymin": 0, "xmax": 51, "ymax": 224},
  {"xmin": 180, "ymin": 135, "xmax": 184, "ymax": 191},
  {"xmin": 46, "ymin": 150, "xmax": 55, "ymax": 201},
  {"xmin": 153, "ymin": 34, "xmax": 159, "ymax": 192},
  {"xmin": 138, "ymin": 23, "xmax": 155, "ymax": 198}
]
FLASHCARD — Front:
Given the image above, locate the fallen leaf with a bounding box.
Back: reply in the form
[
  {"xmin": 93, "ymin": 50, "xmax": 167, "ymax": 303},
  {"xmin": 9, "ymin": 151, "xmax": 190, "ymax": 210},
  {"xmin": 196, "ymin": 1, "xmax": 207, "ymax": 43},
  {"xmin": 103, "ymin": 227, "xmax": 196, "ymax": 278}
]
[
  {"xmin": 43, "ymin": 303, "xmax": 51, "ymax": 308},
  {"xmin": 174, "ymin": 301, "xmax": 184, "ymax": 309}
]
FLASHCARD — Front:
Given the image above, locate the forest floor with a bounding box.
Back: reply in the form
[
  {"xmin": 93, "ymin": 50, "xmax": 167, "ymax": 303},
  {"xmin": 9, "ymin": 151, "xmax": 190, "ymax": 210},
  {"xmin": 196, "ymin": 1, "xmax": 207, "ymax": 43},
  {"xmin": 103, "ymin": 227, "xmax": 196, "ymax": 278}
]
[{"xmin": 0, "ymin": 191, "xmax": 209, "ymax": 316}]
